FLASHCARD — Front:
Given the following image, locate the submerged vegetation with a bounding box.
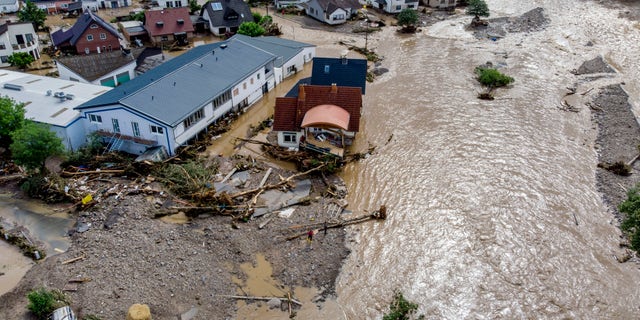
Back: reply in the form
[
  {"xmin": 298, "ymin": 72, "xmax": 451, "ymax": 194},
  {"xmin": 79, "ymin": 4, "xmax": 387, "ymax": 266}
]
[
  {"xmin": 619, "ymin": 186, "xmax": 640, "ymax": 251},
  {"xmin": 383, "ymin": 290, "xmax": 424, "ymax": 320},
  {"xmin": 474, "ymin": 66, "xmax": 515, "ymax": 99}
]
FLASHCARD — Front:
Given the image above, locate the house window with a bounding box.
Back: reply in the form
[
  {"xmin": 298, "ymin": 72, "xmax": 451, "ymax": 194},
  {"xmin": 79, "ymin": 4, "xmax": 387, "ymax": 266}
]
[
  {"xmin": 324, "ymin": 65, "xmax": 330, "ymax": 73},
  {"xmin": 396, "ymin": 5, "xmax": 402, "ymax": 10},
  {"xmin": 257, "ymin": 73, "xmax": 260, "ymax": 80},
  {"xmin": 100, "ymin": 33, "xmax": 107, "ymax": 40},
  {"xmin": 183, "ymin": 107, "xmax": 205, "ymax": 129},
  {"xmin": 175, "ymin": 0, "xmax": 182, "ymax": 6},
  {"xmin": 161, "ymin": 35, "xmax": 169, "ymax": 41},
  {"xmin": 287, "ymin": 65, "xmax": 296, "ymax": 73},
  {"xmin": 25, "ymin": 34, "xmax": 34, "ymax": 43},
  {"xmin": 0, "ymin": 43, "xmax": 5, "ymax": 50},
  {"xmin": 243, "ymin": 82, "xmax": 247, "ymax": 90},
  {"xmin": 85, "ymin": 48, "xmax": 90, "ymax": 54},
  {"xmin": 250, "ymin": 78, "xmax": 254, "ymax": 85},
  {"xmin": 90, "ymin": 24, "xmax": 98, "ymax": 29},
  {"xmin": 1, "ymin": 56, "xmax": 8, "ymax": 63},
  {"xmin": 89, "ymin": 114, "xmax": 102, "ymax": 123},
  {"xmin": 408, "ymin": 4, "xmax": 415, "ymax": 8},
  {"xmin": 283, "ymin": 132, "xmax": 297, "ymax": 143},
  {"xmin": 440, "ymin": 0, "xmax": 445, "ymax": 3},
  {"xmin": 213, "ymin": 89, "xmax": 232, "ymax": 108},
  {"xmin": 166, "ymin": 1, "xmax": 173, "ymax": 7},
  {"xmin": 112, "ymin": 118, "xmax": 120, "ymax": 133},
  {"xmin": 150, "ymin": 125, "xmax": 164, "ymax": 135},
  {"xmin": 87, "ymin": 34, "xmax": 94, "ymax": 41},
  {"xmin": 132, "ymin": 122, "xmax": 141, "ymax": 137},
  {"xmin": 233, "ymin": 88, "xmax": 239, "ymax": 96}
]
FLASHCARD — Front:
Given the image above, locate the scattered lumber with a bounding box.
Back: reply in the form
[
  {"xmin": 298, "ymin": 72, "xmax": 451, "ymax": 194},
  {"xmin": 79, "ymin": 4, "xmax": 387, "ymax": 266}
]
[
  {"xmin": 231, "ymin": 164, "xmax": 325, "ymax": 199},
  {"xmin": 61, "ymin": 253, "xmax": 86, "ymax": 265},
  {"xmin": 217, "ymin": 295, "xmax": 302, "ymax": 306},
  {"xmin": 61, "ymin": 169, "xmax": 125, "ymax": 176}
]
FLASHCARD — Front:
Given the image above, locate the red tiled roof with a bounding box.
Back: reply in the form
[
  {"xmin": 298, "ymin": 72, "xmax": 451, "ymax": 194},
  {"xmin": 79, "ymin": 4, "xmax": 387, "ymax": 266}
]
[
  {"xmin": 273, "ymin": 84, "xmax": 362, "ymax": 132},
  {"xmin": 145, "ymin": 7, "xmax": 194, "ymax": 37}
]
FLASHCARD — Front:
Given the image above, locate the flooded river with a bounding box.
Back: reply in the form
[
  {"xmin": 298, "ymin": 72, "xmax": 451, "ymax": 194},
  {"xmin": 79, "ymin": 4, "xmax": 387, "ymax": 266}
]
[{"xmin": 332, "ymin": 1, "xmax": 640, "ymax": 318}]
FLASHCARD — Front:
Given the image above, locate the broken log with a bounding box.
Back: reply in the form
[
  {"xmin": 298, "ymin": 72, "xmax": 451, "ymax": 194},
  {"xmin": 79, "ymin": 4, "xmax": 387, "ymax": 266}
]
[
  {"xmin": 217, "ymin": 295, "xmax": 302, "ymax": 306},
  {"xmin": 61, "ymin": 169, "xmax": 125, "ymax": 176},
  {"xmin": 285, "ymin": 205, "xmax": 386, "ymax": 241},
  {"xmin": 627, "ymin": 153, "xmax": 640, "ymax": 167},
  {"xmin": 231, "ymin": 164, "xmax": 325, "ymax": 199}
]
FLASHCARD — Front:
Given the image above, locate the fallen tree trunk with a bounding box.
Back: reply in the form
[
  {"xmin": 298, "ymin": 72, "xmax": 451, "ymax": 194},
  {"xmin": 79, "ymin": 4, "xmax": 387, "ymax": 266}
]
[
  {"xmin": 286, "ymin": 205, "xmax": 386, "ymax": 241},
  {"xmin": 231, "ymin": 164, "xmax": 325, "ymax": 199},
  {"xmin": 217, "ymin": 295, "xmax": 302, "ymax": 306}
]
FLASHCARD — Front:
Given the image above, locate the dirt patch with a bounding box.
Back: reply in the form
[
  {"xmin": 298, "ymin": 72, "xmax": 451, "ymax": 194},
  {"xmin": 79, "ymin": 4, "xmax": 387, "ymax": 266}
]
[
  {"xmin": 472, "ymin": 7, "xmax": 550, "ymax": 39},
  {"xmin": 575, "ymin": 56, "xmax": 617, "ymax": 75}
]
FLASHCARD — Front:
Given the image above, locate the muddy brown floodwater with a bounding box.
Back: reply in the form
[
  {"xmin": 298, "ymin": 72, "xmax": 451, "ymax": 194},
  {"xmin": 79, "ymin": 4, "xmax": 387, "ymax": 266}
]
[{"xmin": 332, "ymin": 1, "xmax": 640, "ymax": 319}]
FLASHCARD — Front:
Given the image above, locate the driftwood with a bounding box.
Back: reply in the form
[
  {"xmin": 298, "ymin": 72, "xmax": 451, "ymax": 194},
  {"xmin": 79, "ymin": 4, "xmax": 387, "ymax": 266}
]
[
  {"xmin": 61, "ymin": 169, "xmax": 125, "ymax": 176},
  {"xmin": 0, "ymin": 173, "xmax": 24, "ymax": 183},
  {"xmin": 217, "ymin": 295, "xmax": 302, "ymax": 306},
  {"xmin": 627, "ymin": 153, "xmax": 640, "ymax": 167},
  {"xmin": 61, "ymin": 253, "xmax": 86, "ymax": 265},
  {"xmin": 286, "ymin": 205, "xmax": 387, "ymax": 241},
  {"xmin": 231, "ymin": 164, "xmax": 325, "ymax": 199}
]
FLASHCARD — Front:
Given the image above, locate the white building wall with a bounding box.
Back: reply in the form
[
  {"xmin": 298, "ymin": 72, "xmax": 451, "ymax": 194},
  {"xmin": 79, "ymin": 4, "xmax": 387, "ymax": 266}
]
[
  {"xmin": 277, "ymin": 131, "xmax": 303, "ymax": 147},
  {"xmin": 0, "ymin": 1, "xmax": 19, "ymax": 13},
  {"xmin": 93, "ymin": 62, "xmax": 136, "ymax": 86},
  {"xmin": 57, "ymin": 63, "xmax": 87, "ymax": 83},
  {"xmin": 157, "ymin": 0, "xmax": 187, "ymax": 8},
  {"xmin": 0, "ymin": 23, "xmax": 40, "ymax": 67}
]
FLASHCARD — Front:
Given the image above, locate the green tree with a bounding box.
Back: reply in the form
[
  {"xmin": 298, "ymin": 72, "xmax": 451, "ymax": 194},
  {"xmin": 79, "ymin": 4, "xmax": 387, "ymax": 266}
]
[
  {"xmin": 27, "ymin": 288, "xmax": 56, "ymax": 319},
  {"xmin": 0, "ymin": 96, "xmax": 25, "ymax": 147},
  {"xmin": 7, "ymin": 52, "xmax": 35, "ymax": 70},
  {"xmin": 237, "ymin": 22, "xmax": 265, "ymax": 37},
  {"xmin": 397, "ymin": 9, "xmax": 419, "ymax": 32},
  {"xmin": 130, "ymin": 10, "xmax": 145, "ymax": 22},
  {"xmin": 259, "ymin": 15, "xmax": 272, "ymax": 26},
  {"xmin": 252, "ymin": 11, "xmax": 262, "ymax": 23},
  {"xmin": 189, "ymin": 0, "xmax": 201, "ymax": 14},
  {"xmin": 383, "ymin": 291, "xmax": 424, "ymax": 320},
  {"xmin": 466, "ymin": 0, "xmax": 489, "ymax": 19},
  {"xmin": 18, "ymin": 0, "xmax": 47, "ymax": 30},
  {"xmin": 620, "ymin": 186, "xmax": 640, "ymax": 250},
  {"xmin": 10, "ymin": 121, "xmax": 64, "ymax": 172},
  {"xmin": 475, "ymin": 67, "xmax": 514, "ymax": 88}
]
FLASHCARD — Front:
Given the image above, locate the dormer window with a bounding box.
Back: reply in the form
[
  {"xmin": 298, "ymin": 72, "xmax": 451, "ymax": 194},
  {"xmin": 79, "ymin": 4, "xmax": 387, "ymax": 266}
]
[
  {"xmin": 90, "ymin": 24, "xmax": 98, "ymax": 29},
  {"xmin": 177, "ymin": 19, "xmax": 184, "ymax": 24},
  {"xmin": 156, "ymin": 21, "xmax": 164, "ymax": 27}
]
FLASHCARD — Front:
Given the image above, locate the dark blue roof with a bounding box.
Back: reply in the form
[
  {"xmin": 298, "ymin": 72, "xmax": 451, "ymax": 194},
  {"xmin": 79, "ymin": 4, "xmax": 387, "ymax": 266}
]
[
  {"xmin": 310, "ymin": 57, "xmax": 367, "ymax": 94},
  {"xmin": 285, "ymin": 77, "xmax": 311, "ymax": 97},
  {"xmin": 51, "ymin": 10, "xmax": 121, "ymax": 47}
]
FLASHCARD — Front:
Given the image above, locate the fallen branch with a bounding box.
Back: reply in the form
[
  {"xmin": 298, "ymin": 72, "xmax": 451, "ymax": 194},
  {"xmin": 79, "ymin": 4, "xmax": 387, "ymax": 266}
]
[
  {"xmin": 61, "ymin": 169, "xmax": 125, "ymax": 176},
  {"xmin": 231, "ymin": 164, "xmax": 325, "ymax": 199},
  {"xmin": 627, "ymin": 153, "xmax": 640, "ymax": 167},
  {"xmin": 580, "ymin": 88, "xmax": 594, "ymax": 96},
  {"xmin": 217, "ymin": 294, "xmax": 302, "ymax": 306},
  {"xmin": 286, "ymin": 205, "xmax": 386, "ymax": 241},
  {"xmin": 61, "ymin": 254, "xmax": 86, "ymax": 265}
]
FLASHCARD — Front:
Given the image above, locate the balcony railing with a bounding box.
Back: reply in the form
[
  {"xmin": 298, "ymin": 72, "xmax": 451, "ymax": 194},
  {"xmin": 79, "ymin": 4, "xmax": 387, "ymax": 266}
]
[
  {"xmin": 12, "ymin": 41, "xmax": 37, "ymax": 50},
  {"xmin": 95, "ymin": 129, "xmax": 157, "ymax": 146}
]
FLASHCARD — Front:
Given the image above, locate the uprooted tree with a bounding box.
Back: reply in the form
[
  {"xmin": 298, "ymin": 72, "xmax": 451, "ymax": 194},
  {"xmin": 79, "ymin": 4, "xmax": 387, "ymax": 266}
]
[
  {"xmin": 397, "ymin": 9, "xmax": 419, "ymax": 33},
  {"xmin": 466, "ymin": 0, "xmax": 489, "ymax": 27}
]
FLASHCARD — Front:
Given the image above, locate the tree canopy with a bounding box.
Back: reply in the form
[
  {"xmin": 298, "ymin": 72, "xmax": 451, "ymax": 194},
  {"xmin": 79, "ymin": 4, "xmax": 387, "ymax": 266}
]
[
  {"xmin": 10, "ymin": 121, "xmax": 64, "ymax": 171},
  {"xmin": 397, "ymin": 9, "xmax": 419, "ymax": 31},
  {"xmin": 466, "ymin": 0, "xmax": 489, "ymax": 18},
  {"xmin": 189, "ymin": 0, "xmax": 201, "ymax": 14},
  {"xmin": 0, "ymin": 96, "xmax": 25, "ymax": 147},
  {"xmin": 7, "ymin": 52, "xmax": 35, "ymax": 70},
  {"xmin": 237, "ymin": 22, "xmax": 265, "ymax": 37},
  {"xmin": 18, "ymin": 0, "xmax": 47, "ymax": 30},
  {"xmin": 620, "ymin": 186, "xmax": 640, "ymax": 251}
]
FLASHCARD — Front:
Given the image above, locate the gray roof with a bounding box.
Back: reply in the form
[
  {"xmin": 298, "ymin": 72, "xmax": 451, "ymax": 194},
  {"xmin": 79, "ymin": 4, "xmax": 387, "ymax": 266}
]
[
  {"xmin": 232, "ymin": 34, "xmax": 315, "ymax": 67},
  {"xmin": 201, "ymin": 0, "xmax": 253, "ymax": 29},
  {"xmin": 51, "ymin": 10, "xmax": 121, "ymax": 46},
  {"xmin": 76, "ymin": 37, "xmax": 277, "ymax": 126},
  {"xmin": 56, "ymin": 48, "xmax": 145, "ymax": 81}
]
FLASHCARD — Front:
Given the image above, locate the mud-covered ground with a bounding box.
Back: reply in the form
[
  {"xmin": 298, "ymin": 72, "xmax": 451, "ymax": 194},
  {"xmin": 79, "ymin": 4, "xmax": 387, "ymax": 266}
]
[{"xmin": 0, "ymin": 155, "xmax": 351, "ymax": 319}]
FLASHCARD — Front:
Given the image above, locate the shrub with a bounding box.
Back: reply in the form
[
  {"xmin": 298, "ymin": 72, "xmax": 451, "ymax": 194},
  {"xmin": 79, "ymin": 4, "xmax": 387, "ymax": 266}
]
[
  {"xmin": 620, "ymin": 186, "xmax": 640, "ymax": 251},
  {"xmin": 475, "ymin": 67, "xmax": 514, "ymax": 88},
  {"xmin": 383, "ymin": 290, "xmax": 424, "ymax": 320},
  {"xmin": 27, "ymin": 288, "xmax": 69, "ymax": 319}
]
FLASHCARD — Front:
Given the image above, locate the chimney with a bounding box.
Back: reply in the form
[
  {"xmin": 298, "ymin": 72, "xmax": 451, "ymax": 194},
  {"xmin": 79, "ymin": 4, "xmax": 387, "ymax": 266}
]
[
  {"xmin": 298, "ymin": 85, "xmax": 305, "ymax": 102},
  {"xmin": 331, "ymin": 83, "xmax": 337, "ymax": 93}
]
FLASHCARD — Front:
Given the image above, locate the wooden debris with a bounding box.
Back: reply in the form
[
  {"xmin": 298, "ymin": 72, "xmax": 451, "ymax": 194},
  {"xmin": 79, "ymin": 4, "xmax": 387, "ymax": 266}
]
[
  {"xmin": 217, "ymin": 295, "xmax": 302, "ymax": 306},
  {"xmin": 61, "ymin": 253, "xmax": 86, "ymax": 265},
  {"xmin": 258, "ymin": 168, "xmax": 272, "ymax": 188},
  {"xmin": 231, "ymin": 165, "xmax": 325, "ymax": 200},
  {"xmin": 627, "ymin": 153, "xmax": 640, "ymax": 167},
  {"xmin": 559, "ymin": 100, "xmax": 580, "ymax": 113},
  {"xmin": 285, "ymin": 205, "xmax": 386, "ymax": 241},
  {"xmin": 61, "ymin": 169, "xmax": 125, "ymax": 176},
  {"xmin": 580, "ymin": 88, "xmax": 594, "ymax": 96}
]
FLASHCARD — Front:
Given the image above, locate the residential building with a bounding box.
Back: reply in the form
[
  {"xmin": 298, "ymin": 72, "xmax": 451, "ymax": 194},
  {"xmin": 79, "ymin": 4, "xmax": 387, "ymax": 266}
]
[
  {"xmin": 373, "ymin": 0, "xmax": 418, "ymax": 13},
  {"xmin": 274, "ymin": 0, "xmax": 307, "ymax": 9},
  {"xmin": 310, "ymin": 55, "xmax": 366, "ymax": 93},
  {"xmin": 200, "ymin": 0, "xmax": 253, "ymax": 36},
  {"xmin": 145, "ymin": 7, "xmax": 194, "ymax": 46},
  {"xmin": 51, "ymin": 10, "xmax": 122, "ymax": 55},
  {"xmin": 75, "ymin": 37, "xmax": 281, "ymax": 156},
  {"xmin": 0, "ymin": 22, "xmax": 41, "ymax": 68},
  {"xmin": 426, "ymin": 0, "xmax": 456, "ymax": 9},
  {"xmin": 0, "ymin": 71, "xmax": 112, "ymax": 151},
  {"xmin": 273, "ymin": 84, "xmax": 363, "ymax": 157},
  {"xmin": 119, "ymin": 20, "xmax": 148, "ymax": 43},
  {"xmin": 305, "ymin": 0, "xmax": 360, "ymax": 25},
  {"xmin": 0, "ymin": 0, "xmax": 19, "ymax": 13},
  {"xmin": 156, "ymin": 0, "xmax": 187, "ymax": 9},
  {"xmin": 55, "ymin": 47, "xmax": 145, "ymax": 87},
  {"xmin": 232, "ymin": 34, "xmax": 316, "ymax": 85}
]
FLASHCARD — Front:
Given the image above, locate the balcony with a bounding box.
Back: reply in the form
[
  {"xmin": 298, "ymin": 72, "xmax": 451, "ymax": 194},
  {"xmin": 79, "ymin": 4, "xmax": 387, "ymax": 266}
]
[
  {"xmin": 95, "ymin": 129, "xmax": 157, "ymax": 146},
  {"xmin": 12, "ymin": 41, "xmax": 37, "ymax": 51}
]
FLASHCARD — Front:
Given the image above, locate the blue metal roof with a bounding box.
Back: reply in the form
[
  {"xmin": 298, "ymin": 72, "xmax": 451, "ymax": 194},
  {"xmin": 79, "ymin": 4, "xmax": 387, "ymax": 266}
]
[
  {"xmin": 310, "ymin": 57, "xmax": 367, "ymax": 94},
  {"xmin": 77, "ymin": 37, "xmax": 277, "ymax": 126}
]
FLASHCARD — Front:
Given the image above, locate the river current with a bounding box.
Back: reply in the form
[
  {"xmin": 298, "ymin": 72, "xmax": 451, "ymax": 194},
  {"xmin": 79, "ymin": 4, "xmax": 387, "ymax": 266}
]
[{"xmin": 335, "ymin": 0, "xmax": 640, "ymax": 318}]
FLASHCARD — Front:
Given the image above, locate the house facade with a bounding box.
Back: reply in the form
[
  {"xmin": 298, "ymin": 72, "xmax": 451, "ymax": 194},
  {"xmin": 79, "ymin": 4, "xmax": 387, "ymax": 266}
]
[
  {"xmin": 156, "ymin": 0, "xmax": 187, "ymax": 9},
  {"xmin": 426, "ymin": 0, "xmax": 456, "ymax": 9},
  {"xmin": 51, "ymin": 10, "xmax": 122, "ymax": 55},
  {"xmin": 0, "ymin": 0, "xmax": 19, "ymax": 13},
  {"xmin": 75, "ymin": 37, "xmax": 283, "ymax": 156},
  {"xmin": 0, "ymin": 71, "xmax": 112, "ymax": 152},
  {"xmin": 273, "ymin": 84, "xmax": 362, "ymax": 157},
  {"xmin": 200, "ymin": 0, "xmax": 253, "ymax": 36},
  {"xmin": 305, "ymin": 0, "xmax": 360, "ymax": 25},
  {"xmin": 145, "ymin": 7, "xmax": 194, "ymax": 46},
  {"xmin": 374, "ymin": 0, "xmax": 417, "ymax": 13},
  {"xmin": 0, "ymin": 22, "xmax": 41, "ymax": 67}
]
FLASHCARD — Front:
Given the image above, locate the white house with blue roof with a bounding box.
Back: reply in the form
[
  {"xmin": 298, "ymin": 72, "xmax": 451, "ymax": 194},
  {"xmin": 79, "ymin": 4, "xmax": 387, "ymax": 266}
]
[{"xmin": 75, "ymin": 35, "xmax": 314, "ymax": 156}]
